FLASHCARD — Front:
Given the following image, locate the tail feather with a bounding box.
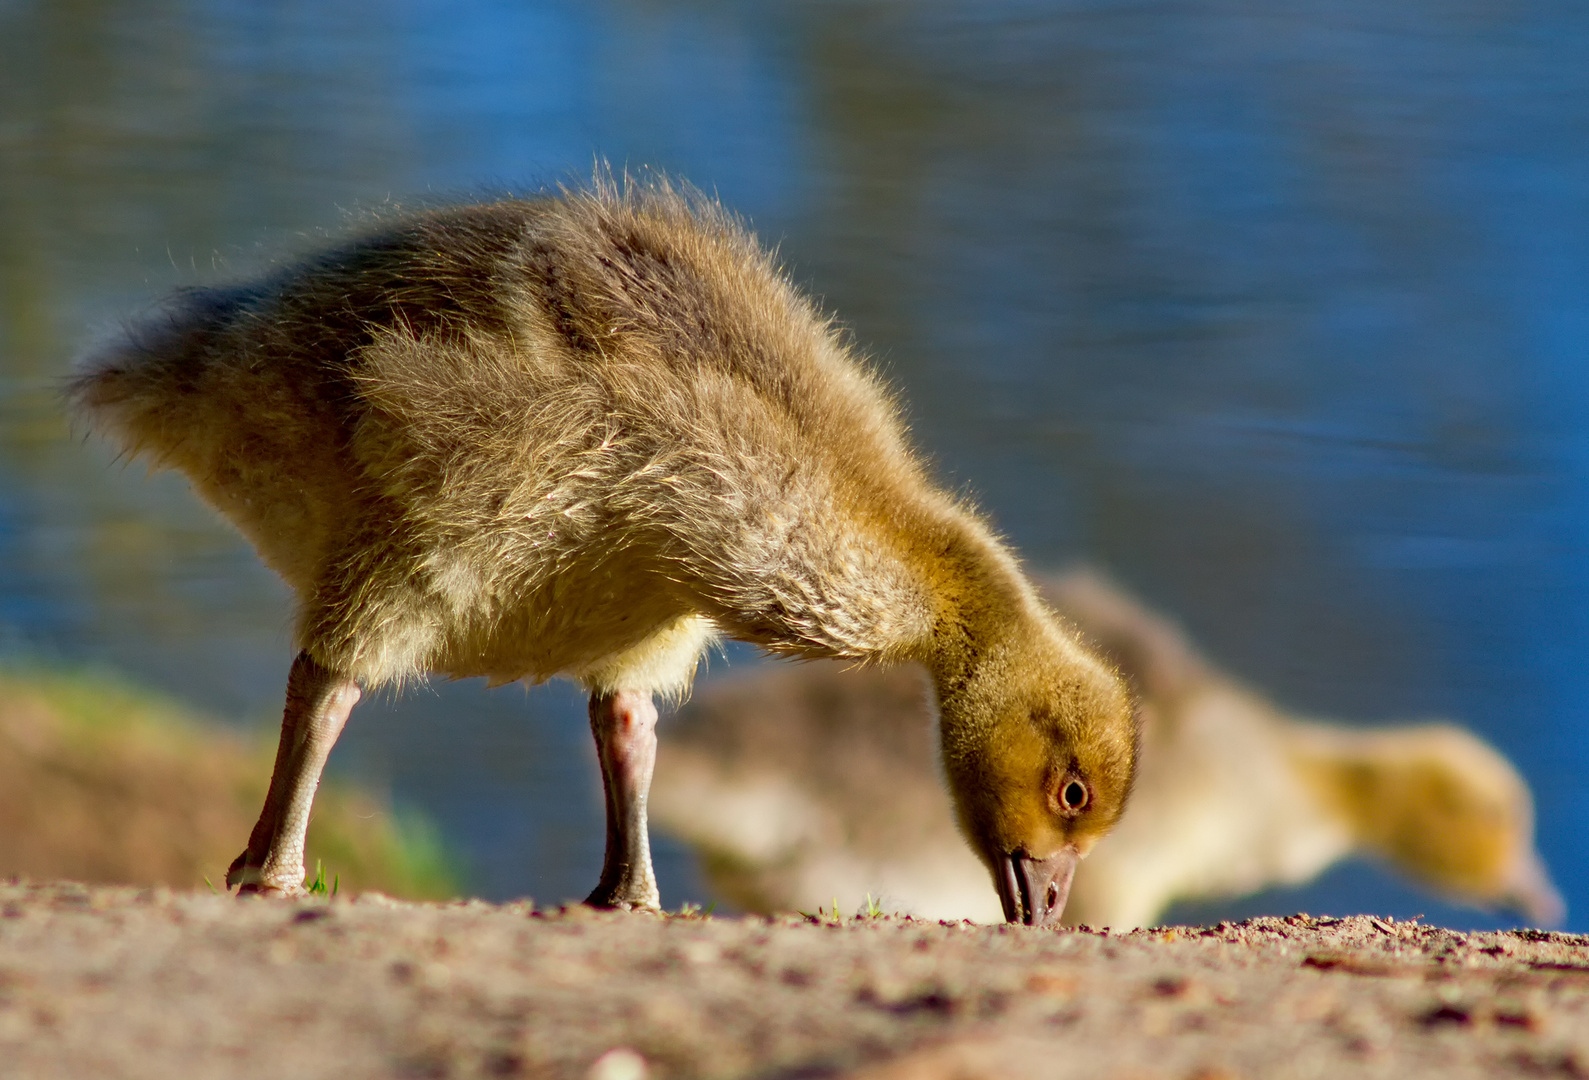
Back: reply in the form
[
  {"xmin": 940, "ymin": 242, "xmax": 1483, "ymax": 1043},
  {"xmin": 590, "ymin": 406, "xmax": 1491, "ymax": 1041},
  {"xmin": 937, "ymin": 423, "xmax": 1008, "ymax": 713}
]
[{"xmin": 69, "ymin": 285, "xmax": 256, "ymax": 466}]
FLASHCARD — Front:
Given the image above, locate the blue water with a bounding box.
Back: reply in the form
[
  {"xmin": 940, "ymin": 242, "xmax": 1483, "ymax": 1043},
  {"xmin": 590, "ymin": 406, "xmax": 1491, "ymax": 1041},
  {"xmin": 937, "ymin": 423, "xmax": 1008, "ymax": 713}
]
[{"xmin": 0, "ymin": 0, "xmax": 1585, "ymax": 928}]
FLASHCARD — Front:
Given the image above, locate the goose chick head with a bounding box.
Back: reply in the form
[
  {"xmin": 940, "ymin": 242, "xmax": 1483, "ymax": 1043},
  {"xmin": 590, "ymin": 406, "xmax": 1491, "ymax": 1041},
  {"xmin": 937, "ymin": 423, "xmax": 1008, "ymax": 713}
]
[
  {"xmin": 936, "ymin": 625, "xmax": 1138, "ymax": 927},
  {"xmin": 1297, "ymin": 722, "xmax": 1565, "ymax": 926}
]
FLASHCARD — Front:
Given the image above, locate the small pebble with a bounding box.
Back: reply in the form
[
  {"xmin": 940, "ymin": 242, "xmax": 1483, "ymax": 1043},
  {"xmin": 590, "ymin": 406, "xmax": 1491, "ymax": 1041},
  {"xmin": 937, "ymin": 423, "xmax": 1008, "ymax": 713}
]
[{"xmin": 588, "ymin": 1047, "xmax": 648, "ymax": 1080}]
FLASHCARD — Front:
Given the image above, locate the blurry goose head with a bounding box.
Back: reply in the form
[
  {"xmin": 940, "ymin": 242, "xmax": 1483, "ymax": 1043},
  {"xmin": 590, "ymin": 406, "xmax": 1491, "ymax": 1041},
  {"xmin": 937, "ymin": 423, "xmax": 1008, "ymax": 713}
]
[{"xmin": 1294, "ymin": 723, "xmax": 1565, "ymax": 926}]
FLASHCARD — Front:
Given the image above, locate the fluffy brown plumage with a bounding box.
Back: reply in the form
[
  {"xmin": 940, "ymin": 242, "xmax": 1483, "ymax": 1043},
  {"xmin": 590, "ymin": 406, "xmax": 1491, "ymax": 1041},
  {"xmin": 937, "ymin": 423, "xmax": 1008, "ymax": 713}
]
[
  {"xmin": 653, "ymin": 569, "xmax": 1563, "ymax": 928},
  {"xmin": 71, "ymin": 179, "xmax": 1136, "ymax": 920}
]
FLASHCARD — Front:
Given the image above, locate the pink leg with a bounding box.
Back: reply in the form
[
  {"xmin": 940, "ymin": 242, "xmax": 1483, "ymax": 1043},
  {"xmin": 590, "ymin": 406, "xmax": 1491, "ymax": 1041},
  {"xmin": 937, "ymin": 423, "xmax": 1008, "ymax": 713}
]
[
  {"xmin": 584, "ymin": 689, "xmax": 661, "ymax": 911},
  {"xmin": 226, "ymin": 651, "xmax": 361, "ymax": 896}
]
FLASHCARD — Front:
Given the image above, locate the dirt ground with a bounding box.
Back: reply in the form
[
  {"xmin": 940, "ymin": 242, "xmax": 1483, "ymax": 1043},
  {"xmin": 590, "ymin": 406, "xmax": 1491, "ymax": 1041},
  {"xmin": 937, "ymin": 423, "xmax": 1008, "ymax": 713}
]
[{"xmin": 3, "ymin": 880, "xmax": 1587, "ymax": 1080}]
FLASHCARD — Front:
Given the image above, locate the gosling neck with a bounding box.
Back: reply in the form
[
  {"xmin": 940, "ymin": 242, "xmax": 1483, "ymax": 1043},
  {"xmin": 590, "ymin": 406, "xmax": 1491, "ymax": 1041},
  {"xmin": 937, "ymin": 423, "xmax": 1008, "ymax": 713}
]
[{"xmin": 911, "ymin": 522, "xmax": 1047, "ymax": 727}]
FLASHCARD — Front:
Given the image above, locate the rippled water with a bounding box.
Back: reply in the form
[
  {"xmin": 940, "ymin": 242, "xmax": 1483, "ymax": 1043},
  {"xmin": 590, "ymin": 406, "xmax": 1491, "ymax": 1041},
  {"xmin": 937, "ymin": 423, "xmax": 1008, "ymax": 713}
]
[{"xmin": 2, "ymin": 0, "xmax": 1585, "ymax": 926}]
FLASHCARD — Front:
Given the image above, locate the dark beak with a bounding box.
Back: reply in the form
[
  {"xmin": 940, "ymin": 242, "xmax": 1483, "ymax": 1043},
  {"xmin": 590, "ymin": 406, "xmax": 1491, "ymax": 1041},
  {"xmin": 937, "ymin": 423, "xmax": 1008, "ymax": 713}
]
[{"xmin": 994, "ymin": 847, "xmax": 1079, "ymax": 927}]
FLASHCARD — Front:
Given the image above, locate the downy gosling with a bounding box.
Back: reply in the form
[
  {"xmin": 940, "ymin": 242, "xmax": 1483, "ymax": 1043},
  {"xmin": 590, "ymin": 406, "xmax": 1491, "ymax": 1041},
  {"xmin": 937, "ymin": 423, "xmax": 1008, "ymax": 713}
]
[
  {"xmin": 71, "ymin": 180, "xmax": 1136, "ymax": 924},
  {"xmin": 652, "ymin": 569, "xmax": 1562, "ymax": 928}
]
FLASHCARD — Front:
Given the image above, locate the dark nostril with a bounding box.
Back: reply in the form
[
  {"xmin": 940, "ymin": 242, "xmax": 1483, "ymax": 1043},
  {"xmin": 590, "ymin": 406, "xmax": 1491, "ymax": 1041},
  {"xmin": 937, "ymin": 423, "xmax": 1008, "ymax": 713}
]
[
  {"xmin": 1046, "ymin": 882, "xmax": 1059, "ymax": 910},
  {"xmin": 1061, "ymin": 780, "xmax": 1089, "ymax": 811}
]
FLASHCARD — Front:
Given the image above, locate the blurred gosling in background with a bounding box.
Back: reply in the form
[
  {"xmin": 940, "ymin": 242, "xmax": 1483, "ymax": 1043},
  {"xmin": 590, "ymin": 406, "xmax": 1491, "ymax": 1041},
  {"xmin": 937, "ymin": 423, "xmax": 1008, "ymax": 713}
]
[{"xmin": 652, "ymin": 569, "xmax": 1564, "ymax": 928}]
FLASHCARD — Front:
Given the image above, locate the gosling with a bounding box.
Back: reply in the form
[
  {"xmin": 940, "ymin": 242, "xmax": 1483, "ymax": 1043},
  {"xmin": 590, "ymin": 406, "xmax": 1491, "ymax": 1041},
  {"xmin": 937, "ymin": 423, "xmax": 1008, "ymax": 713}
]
[
  {"xmin": 71, "ymin": 180, "xmax": 1136, "ymax": 923},
  {"xmin": 652, "ymin": 569, "xmax": 1563, "ymax": 927}
]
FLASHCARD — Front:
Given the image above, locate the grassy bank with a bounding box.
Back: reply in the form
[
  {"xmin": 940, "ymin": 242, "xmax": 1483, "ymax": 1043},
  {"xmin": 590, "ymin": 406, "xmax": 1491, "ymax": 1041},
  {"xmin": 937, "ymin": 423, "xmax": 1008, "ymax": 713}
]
[{"xmin": 0, "ymin": 663, "xmax": 459, "ymax": 899}]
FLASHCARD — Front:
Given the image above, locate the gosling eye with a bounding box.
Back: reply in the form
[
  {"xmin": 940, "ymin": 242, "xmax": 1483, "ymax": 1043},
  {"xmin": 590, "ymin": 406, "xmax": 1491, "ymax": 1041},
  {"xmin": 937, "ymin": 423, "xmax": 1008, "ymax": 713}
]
[{"xmin": 1056, "ymin": 777, "xmax": 1090, "ymax": 815}]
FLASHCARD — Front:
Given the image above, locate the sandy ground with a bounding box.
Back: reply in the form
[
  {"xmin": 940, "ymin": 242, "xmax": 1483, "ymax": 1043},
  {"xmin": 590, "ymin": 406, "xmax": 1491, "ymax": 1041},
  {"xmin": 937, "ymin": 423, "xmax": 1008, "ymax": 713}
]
[{"xmin": 2, "ymin": 881, "xmax": 1587, "ymax": 1079}]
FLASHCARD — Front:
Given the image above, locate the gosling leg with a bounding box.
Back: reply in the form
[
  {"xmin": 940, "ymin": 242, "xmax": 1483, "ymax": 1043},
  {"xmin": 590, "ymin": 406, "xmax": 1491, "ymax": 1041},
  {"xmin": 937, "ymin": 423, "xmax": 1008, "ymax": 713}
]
[
  {"xmin": 226, "ymin": 650, "xmax": 361, "ymax": 896},
  {"xmin": 584, "ymin": 689, "xmax": 661, "ymax": 911}
]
